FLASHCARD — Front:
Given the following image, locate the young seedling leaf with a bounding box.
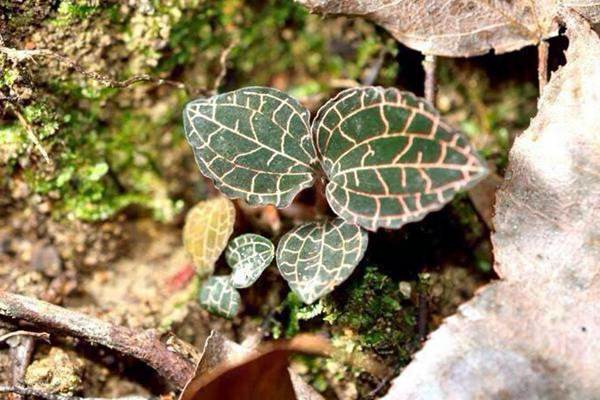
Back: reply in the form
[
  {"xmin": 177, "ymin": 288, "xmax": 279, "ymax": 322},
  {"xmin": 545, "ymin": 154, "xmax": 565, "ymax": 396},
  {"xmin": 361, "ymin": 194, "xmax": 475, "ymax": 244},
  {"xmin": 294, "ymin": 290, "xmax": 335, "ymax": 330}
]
[
  {"xmin": 313, "ymin": 86, "xmax": 487, "ymax": 232},
  {"xmin": 183, "ymin": 197, "xmax": 236, "ymax": 277},
  {"xmin": 199, "ymin": 276, "xmax": 241, "ymax": 318},
  {"xmin": 276, "ymin": 218, "xmax": 368, "ymax": 304},
  {"xmin": 183, "ymin": 87, "xmax": 318, "ymax": 207},
  {"xmin": 225, "ymin": 234, "xmax": 275, "ymax": 289}
]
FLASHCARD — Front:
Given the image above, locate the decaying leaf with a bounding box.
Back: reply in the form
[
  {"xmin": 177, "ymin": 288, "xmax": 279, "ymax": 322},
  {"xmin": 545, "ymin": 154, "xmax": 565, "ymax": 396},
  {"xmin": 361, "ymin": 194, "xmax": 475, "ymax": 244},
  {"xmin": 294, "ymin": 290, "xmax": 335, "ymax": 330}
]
[
  {"xmin": 297, "ymin": 0, "xmax": 559, "ymax": 57},
  {"xmin": 225, "ymin": 234, "xmax": 275, "ymax": 289},
  {"xmin": 314, "ymin": 87, "xmax": 487, "ymax": 231},
  {"xmin": 183, "ymin": 87, "xmax": 318, "ymax": 207},
  {"xmin": 562, "ymin": 0, "xmax": 600, "ymax": 23},
  {"xmin": 180, "ymin": 332, "xmax": 329, "ymax": 400},
  {"xmin": 276, "ymin": 218, "xmax": 368, "ymax": 304},
  {"xmin": 382, "ymin": 11, "xmax": 600, "ymax": 399},
  {"xmin": 198, "ymin": 276, "xmax": 241, "ymax": 318},
  {"xmin": 183, "ymin": 197, "xmax": 236, "ymax": 276}
]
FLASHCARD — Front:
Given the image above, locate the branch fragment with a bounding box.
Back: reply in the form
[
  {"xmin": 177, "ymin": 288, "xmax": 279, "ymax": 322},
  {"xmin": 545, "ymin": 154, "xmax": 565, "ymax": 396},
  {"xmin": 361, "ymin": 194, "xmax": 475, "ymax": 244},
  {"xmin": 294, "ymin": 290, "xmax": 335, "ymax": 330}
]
[
  {"xmin": 0, "ymin": 291, "xmax": 195, "ymax": 389},
  {"xmin": 0, "ymin": 385, "xmax": 159, "ymax": 400}
]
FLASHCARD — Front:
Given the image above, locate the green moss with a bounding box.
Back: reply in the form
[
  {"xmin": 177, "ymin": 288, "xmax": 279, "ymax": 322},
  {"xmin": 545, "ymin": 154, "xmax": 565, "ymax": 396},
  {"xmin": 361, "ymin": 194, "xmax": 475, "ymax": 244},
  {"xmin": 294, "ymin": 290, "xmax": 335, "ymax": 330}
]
[
  {"xmin": 324, "ymin": 266, "xmax": 417, "ymax": 363},
  {"xmin": 52, "ymin": 0, "xmax": 103, "ymax": 26}
]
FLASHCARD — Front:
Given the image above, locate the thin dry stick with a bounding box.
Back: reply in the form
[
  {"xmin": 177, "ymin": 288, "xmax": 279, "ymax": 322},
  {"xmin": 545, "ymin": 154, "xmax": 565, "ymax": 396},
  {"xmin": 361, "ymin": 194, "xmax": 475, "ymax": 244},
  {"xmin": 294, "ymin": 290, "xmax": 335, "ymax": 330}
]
[
  {"xmin": 537, "ymin": 40, "xmax": 549, "ymax": 92},
  {"xmin": 11, "ymin": 107, "xmax": 51, "ymax": 164},
  {"xmin": 210, "ymin": 38, "xmax": 238, "ymax": 95},
  {"xmin": 0, "ymin": 291, "xmax": 195, "ymax": 389},
  {"xmin": 422, "ymin": 54, "xmax": 437, "ymax": 104},
  {"xmin": 0, "ymin": 385, "xmax": 158, "ymax": 400},
  {"xmin": 8, "ymin": 337, "xmax": 35, "ymax": 400},
  {"xmin": 0, "ymin": 330, "xmax": 50, "ymax": 343}
]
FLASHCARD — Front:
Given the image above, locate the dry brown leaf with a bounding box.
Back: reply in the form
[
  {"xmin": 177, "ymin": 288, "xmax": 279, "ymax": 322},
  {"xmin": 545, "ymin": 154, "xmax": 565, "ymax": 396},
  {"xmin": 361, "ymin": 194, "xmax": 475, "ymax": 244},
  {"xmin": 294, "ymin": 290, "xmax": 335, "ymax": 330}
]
[
  {"xmin": 182, "ymin": 197, "xmax": 236, "ymax": 277},
  {"xmin": 297, "ymin": 0, "xmax": 560, "ymax": 57},
  {"xmin": 382, "ymin": 10, "xmax": 600, "ymax": 399},
  {"xmin": 562, "ymin": 0, "xmax": 600, "ymax": 23},
  {"xmin": 180, "ymin": 332, "xmax": 328, "ymax": 400}
]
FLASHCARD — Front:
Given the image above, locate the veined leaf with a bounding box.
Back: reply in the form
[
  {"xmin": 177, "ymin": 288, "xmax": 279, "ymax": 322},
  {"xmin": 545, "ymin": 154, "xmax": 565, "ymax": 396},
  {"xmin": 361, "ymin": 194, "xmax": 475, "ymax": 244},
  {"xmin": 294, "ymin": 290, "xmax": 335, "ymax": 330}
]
[
  {"xmin": 313, "ymin": 86, "xmax": 487, "ymax": 232},
  {"xmin": 297, "ymin": 0, "xmax": 558, "ymax": 57},
  {"xmin": 183, "ymin": 197, "xmax": 236, "ymax": 276},
  {"xmin": 199, "ymin": 276, "xmax": 241, "ymax": 318},
  {"xmin": 183, "ymin": 87, "xmax": 318, "ymax": 207},
  {"xmin": 276, "ymin": 218, "xmax": 368, "ymax": 304},
  {"xmin": 225, "ymin": 234, "xmax": 275, "ymax": 289}
]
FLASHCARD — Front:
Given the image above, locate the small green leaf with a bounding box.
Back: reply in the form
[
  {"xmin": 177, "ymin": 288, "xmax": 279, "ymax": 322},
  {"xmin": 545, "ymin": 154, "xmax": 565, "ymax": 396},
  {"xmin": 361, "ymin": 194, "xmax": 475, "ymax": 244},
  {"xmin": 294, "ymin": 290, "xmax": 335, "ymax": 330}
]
[
  {"xmin": 183, "ymin": 87, "xmax": 318, "ymax": 207},
  {"xmin": 198, "ymin": 276, "xmax": 241, "ymax": 318},
  {"xmin": 225, "ymin": 234, "xmax": 275, "ymax": 289},
  {"xmin": 276, "ymin": 218, "xmax": 368, "ymax": 304},
  {"xmin": 313, "ymin": 86, "xmax": 488, "ymax": 231}
]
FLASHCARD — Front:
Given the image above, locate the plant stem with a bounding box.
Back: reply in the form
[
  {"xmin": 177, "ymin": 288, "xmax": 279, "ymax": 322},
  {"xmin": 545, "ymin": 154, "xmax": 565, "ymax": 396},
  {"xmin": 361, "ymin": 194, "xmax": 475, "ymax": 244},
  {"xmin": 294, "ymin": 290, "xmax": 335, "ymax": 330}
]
[
  {"xmin": 422, "ymin": 55, "xmax": 437, "ymax": 104},
  {"xmin": 537, "ymin": 41, "xmax": 549, "ymax": 93}
]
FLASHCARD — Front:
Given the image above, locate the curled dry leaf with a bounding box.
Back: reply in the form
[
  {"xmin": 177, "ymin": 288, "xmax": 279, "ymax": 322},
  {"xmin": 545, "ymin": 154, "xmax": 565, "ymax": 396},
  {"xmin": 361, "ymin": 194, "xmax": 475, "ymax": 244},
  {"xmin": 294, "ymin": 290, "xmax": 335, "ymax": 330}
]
[
  {"xmin": 297, "ymin": 0, "xmax": 558, "ymax": 57},
  {"xmin": 183, "ymin": 197, "xmax": 236, "ymax": 276},
  {"xmin": 383, "ymin": 11, "xmax": 600, "ymax": 399},
  {"xmin": 180, "ymin": 332, "xmax": 330, "ymax": 400}
]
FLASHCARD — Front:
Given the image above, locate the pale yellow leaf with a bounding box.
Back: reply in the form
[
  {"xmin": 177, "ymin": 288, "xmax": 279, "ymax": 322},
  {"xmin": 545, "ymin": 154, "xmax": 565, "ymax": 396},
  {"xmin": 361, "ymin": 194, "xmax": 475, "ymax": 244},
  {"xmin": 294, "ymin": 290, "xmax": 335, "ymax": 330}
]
[{"xmin": 183, "ymin": 197, "xmax": 236, "ymax": 276}]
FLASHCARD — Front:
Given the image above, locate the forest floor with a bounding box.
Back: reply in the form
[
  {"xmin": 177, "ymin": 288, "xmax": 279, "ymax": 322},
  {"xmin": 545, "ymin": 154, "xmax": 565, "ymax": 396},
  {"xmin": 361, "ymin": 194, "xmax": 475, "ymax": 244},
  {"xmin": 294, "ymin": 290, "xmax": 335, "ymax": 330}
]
[{"xmin": 0, "ymin": 1, "xmax": 560, "ymax": 398}]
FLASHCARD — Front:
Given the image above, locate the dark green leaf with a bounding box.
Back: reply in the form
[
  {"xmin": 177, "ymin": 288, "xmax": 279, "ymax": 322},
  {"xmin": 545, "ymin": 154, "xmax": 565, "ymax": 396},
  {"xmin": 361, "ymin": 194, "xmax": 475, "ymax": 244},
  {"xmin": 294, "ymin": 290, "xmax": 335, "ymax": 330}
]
[
  {"xmin": 313, "ymin": 86, "xmax": 488, "ymax": 231},
  {"xmin": 199, "ymin": 276, "xmax": 241, "ymax": 318},
  {"xmin": 225, "ymin": 234, "xmax": 275, "ymax": 288},
  {"xmin": 183, "ymin": 87, "xmax": 318, "ymax": 207},
  {"xmin": 276, "ymin": 218, "xmax": 368, "ymax": 304}
]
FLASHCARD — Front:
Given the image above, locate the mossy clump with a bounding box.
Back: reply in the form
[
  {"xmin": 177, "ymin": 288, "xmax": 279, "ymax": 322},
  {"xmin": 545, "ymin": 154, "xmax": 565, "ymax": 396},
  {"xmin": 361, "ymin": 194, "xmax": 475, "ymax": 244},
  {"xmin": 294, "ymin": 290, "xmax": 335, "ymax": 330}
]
[
  {"xmin": 324, "ymin": 265, "xmax": 418, "ymax": 364},
  {"xmin": 25, "ymin": 347, "xmax": 85, "ymax": 395}
]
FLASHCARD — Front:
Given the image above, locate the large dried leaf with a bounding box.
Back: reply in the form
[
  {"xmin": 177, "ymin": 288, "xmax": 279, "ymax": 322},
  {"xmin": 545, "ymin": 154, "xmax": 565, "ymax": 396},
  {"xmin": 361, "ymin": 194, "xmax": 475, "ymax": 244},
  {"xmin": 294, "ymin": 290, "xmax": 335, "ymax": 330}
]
[
  {"xmin": 198, "ymin": 276, "xmax": 241, "ymax": 318},
  {"xmin": 314, "ymin": 87, "xmax": 487, "ymax": 231},
  {"xmin": 382, "ymin": 12, "xmax": 600, "ymax": 399},
  {"xmin": 562, "ymin": 0, "xmax": 600, "ymax": 23},
  {"xmin": 276, "ymin": 218, "xmax": 368, "ymax": 304},
  {"xmin": 225, "ymin": 234, "xmax": 275, "ymax": 289},
  {"xmin": 180, "ymin": 332, "xmax": 329, "ymax": 400},
  {"xmin": 183, "ymin": 197, "xmax": 236, "ymax": 276},
  {"xmin": 297, "ymin": 0, "xmax": 558, "ymax": 57},
  {"xmin": 183, "ymin": 87, "xmax": 318, "ymax": 207}
]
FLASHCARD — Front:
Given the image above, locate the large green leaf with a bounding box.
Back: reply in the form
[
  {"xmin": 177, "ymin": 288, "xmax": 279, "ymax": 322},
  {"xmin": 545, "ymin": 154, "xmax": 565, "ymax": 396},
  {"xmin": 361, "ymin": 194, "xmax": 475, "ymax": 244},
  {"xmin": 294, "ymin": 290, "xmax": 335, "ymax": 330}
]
[
  {"xmin": 183, "ymin": 87, "xmax": 318, "ymax": 207},
  {"xmin": 313, "ymin": 86, "xmax": 488, "ymax": 231},
  {"xmin": 198, "ymin": 276, "xmax": 241, "ymax": 318},
  {"xmin": 225, "ymin": 234, "xmax": 275, "ymax": 289},
  {"xmin": 276, "ymin": 218, "xmax": 368, "ymax": 304}
]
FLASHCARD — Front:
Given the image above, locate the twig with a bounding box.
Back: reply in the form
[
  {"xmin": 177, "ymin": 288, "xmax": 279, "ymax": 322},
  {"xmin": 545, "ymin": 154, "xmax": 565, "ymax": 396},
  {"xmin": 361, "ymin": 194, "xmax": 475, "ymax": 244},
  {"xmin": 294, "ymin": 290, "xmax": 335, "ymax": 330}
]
[
  {"xmin": 361, "ymin": 49, "xmax": 385, "ymax": 86},
  {"xmin": 8, "ymin": 337, "xmax": 35, "ymax": 400},
  {"xmin": 417, "ymin": 291, "xmax": 428, "ymax": 343},
  {"xmin": 0, "ymin": 385, "xmax": 159, "ymax": 400},
  {"xmin": 0, "ymin": 291, "xmax": 195, "ymax": 389},
  {"xmin": 210, "ymin": 38, "xmax": 238, "ymax": 95},
  {"xmin": 422, "ymin": 54, "xmax": 437, "ymax": 104},
  {"xmin": 0, "ymin": 46, "xmax": 201, "ymax": 95},
  {"xmin": 0, "ymin": 330, "xmax": 50, "ymax": 343},
  {"xmin": 11, "ymin": 107, "xmax": 51, "ymax": 164},
  {"xmin": 537, "ymin": 40, "xmax": 549, "ymax": 93}
]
